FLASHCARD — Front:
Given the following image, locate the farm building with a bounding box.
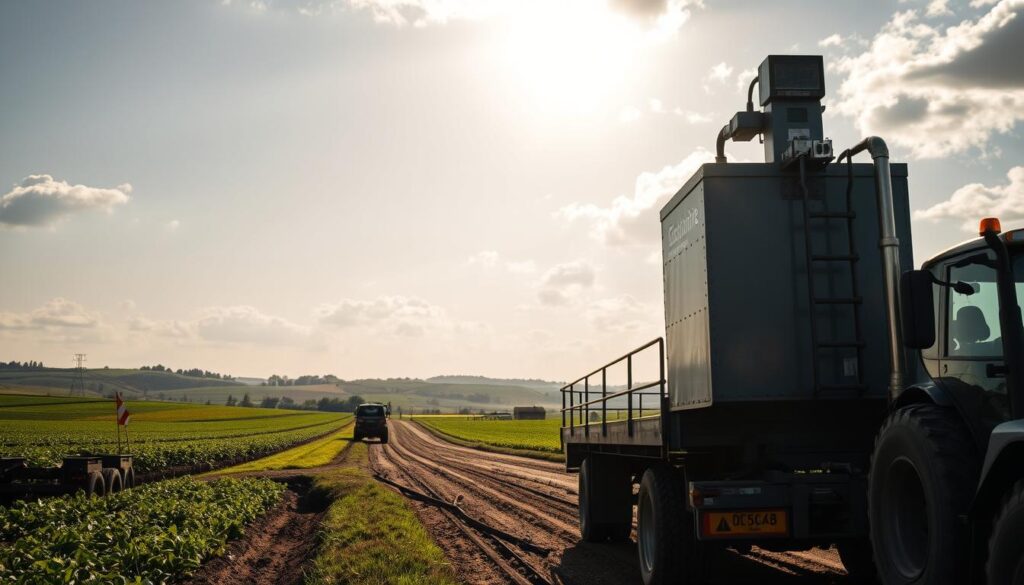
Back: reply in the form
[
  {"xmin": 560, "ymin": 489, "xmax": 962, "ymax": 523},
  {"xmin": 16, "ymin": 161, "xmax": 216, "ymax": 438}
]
[{"xmin": 513, "ymin": 406, "xmax": 545, "ymax": 420}]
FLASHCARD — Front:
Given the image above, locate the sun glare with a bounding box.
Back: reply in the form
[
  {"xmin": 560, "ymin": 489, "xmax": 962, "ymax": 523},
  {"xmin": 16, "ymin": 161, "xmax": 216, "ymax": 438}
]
[{"xmin": 493, "ymin": 1, "xmax": 677, "ymax": 116}]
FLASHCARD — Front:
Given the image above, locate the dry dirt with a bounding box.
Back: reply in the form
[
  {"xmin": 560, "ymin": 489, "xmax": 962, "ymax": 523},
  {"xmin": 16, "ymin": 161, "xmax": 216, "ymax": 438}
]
[{"xmin": 371, "ymin": 419, "xmax": 856, "ymax": 585}]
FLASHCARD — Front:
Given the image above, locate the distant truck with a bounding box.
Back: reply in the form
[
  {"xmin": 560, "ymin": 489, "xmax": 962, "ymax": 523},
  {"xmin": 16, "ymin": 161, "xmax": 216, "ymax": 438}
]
[
  {"xmin": 353, "ymin": 403, "xmax": 389, "ymax": 444},
  {"xmin": 561, "ymin": 55, "xmax": 1024, "ymax": 585}
]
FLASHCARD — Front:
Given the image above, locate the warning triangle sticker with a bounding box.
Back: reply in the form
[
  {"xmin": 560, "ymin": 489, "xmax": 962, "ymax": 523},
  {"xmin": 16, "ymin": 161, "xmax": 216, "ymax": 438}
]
[{"xmin": 716, "ymin": 517, "xmax": 731, "ymax": 532}]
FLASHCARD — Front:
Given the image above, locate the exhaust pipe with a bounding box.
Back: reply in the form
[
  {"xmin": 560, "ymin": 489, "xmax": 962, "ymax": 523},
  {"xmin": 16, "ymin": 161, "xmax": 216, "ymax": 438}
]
[{"xmin": 840, "ymin": 137, "xmax": 904, "ymax": 399}]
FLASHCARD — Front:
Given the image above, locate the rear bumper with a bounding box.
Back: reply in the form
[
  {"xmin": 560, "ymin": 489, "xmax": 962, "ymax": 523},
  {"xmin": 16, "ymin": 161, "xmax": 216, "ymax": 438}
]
[{"xmin": 689, "ymin": 471, "xmax": 867, "ymax": 543}]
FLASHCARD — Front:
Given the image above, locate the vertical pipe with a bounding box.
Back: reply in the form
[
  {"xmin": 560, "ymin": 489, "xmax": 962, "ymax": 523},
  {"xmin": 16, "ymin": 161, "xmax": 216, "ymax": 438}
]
[
  {"xmin": 601, "ymin": 368, "xmax": 607, "ymax": 437},
  {"xmin": 584, "ymin": 377, "xmax": 590, "ymax": 437},
  {"xmin": 627, "ymin": 355, "xmax": 634, "ymax": 437},
  {"xmin": 561, "ymin": 386, "xmax": 565, "ymax": 428},
  {"xmin": 569, "ymin": 383, "xmax": 575, "ymax": 436}
]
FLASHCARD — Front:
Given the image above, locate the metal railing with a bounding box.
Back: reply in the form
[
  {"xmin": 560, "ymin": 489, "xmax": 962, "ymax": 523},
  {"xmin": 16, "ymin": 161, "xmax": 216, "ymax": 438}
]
[{"xmin": 560, "ymin": 338, "xmax": 665, "ymax": 439}]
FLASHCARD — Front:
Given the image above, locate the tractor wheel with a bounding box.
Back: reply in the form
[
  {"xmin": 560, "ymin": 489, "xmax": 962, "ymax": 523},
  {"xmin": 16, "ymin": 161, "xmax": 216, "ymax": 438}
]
[
  {"xmin": 868, "ymin": 404, "xmax": 978, "ymax": 585},
  {"xmin": 836, "ymin": 539, "xmax": 879, "ymax": 583},
  {"xmin": 101, "ymin": 468, "xmax": 122, "ymax": 496},
  {"xmin": 123, "ymin": 467, "xmax": 136, "ymax": 489},
  {"xmin": 380, "ymin": 431, "xmax": 389, "ymax": 444},
  {"xmin": 353, "ymin": 432, "xmax": 363, "ymax": 442},
  {"xmin": 637, "ymin": 465, "xmax": 700, "ymax": 585},
  {"xmin": 578, "ymin": 456, "xmax": 632, "ymax": 543},
  {"xmin": 987, "ymin": 479, "xmax": 1024, "ymax": 585},
  {"xmin": 85, "ymin": 471, "xmax": 105, "ymax": 498}
]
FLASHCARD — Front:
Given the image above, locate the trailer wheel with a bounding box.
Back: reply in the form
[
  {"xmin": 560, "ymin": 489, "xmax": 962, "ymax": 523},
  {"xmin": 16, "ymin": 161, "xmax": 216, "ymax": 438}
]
[
  {"xmin": 868, "ymin": 404, "xmax": 978, "ymax": 585},
  {"xmin": 637, "ymin": 465, "xmax": 698, "ymax": 585},
  {"xmin": 85, "ymin": 471, "xmax": 105, "ymax": 498},
  {"xmin": 579, "ymin": 456, "xmax": 632, "ymax": 543},
  {"xmin": 987, "ymin": 479, "xmax": 1024, "ymax": 585},
  {"xmin": 380, "ymin": 430, "xmax": 389, "ymax": 445},
  {"xmin": 101, "ymin": 468, "xmax": 122, "ymax": 496},
  {"xmin": 123, "ymin": 467, "xmax": 136, "ymax": 489}
]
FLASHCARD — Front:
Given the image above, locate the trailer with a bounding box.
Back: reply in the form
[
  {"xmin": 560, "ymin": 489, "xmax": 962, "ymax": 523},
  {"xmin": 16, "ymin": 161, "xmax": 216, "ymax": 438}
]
[
  {"xmin": 562, "ymin": 55, "xmax": 1024, "ymax": 585},
  {"xmin": 0, "ymin": 453, "xmax": 135, "ymax": 502}
]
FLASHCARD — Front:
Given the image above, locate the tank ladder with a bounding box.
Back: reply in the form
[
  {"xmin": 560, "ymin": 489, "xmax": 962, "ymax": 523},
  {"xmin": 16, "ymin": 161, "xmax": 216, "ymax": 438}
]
[{"xmin": 798, "ymin": 155, "xmax": 866, "ymax": 397}]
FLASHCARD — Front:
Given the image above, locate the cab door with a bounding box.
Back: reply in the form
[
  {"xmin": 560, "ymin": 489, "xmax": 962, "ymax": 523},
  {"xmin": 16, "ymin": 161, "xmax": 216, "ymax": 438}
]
[{"xmin": 937, "ymin": 251, "xmax": 1012, "ymax": 446}]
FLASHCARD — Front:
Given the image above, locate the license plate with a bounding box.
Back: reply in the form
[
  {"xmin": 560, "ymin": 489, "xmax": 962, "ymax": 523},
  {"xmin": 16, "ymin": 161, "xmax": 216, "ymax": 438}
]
[{"xmin": 702, "ymin": 509, "xmax": 788, "ymax": 538}]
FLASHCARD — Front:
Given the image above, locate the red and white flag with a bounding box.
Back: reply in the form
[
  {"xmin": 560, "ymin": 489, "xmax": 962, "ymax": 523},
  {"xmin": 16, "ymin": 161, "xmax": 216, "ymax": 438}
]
[{"xmin": 115, "ymin": 392, "xmax": 131, "ymax": 426}]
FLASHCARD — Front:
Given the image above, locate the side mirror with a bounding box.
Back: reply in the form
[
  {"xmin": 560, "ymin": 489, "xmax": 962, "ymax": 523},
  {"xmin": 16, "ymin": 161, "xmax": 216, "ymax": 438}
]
[{"xmin": 901, "ymin": 270, "xmax": 936, "ymax": 349}]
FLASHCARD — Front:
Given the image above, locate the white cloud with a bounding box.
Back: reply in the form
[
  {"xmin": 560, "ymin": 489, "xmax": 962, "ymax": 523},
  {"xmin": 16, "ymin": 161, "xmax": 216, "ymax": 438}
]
[
  {"xmin": 585, "ymin": 295, "xmax": 656, "ymax": 332},
  {"xmin": 0, "ymin": 175, "xmax": 131, "ymax": 228},
  {"xmin": 819, "ymin": 33, "xmax": 844, "ymax": 47},
  {"xmin": 0, "ymin": 298, "xmax": 101, "ymax": 330},
  {"xmin": 316, "ymin": 295, "xmax": 453, "ymax": 337},
  {"xmin": 648, "ymin": 98, "xmax": 665, "ymax": 113},
  {"xmin": 834, "ymin": 1, "xmax": 1024, "ymax": 158},
  {"xmin": 707, "ymin": 61, "xmax": 733, "ymax": 83},
  {"xmin": 195, "ymin": 306, "xmax": 309, "ymax": 345},
  {"xmin": 618, "ymin": 106, "xmax": 642, "ymax": 123},
  {"xmin": 915, "ymin": 166, "xmax": 1024, "ymax": 231},
  {"xmin": 558, "ymin": 148, "xmax": 714, "ymax": 246},
  {"xmin": 926, "ymin": 0, "xmax": 952, "ymax": 16},
  {"xmin": 537, "ymin": 260, "xmax": 596, "ymax": 306},
  {"xmin": 467, "ymin": 250, "xmax": 499, "ymax": 267}
]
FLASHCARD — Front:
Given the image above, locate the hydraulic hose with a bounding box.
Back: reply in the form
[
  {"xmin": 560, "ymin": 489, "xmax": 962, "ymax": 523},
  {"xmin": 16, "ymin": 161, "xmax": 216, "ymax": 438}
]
[
  {"xmin": 715, "ymin": 124, "xmax": 730, "ymax": 163},
  {"xmin": 842, "ymin": 137, "xmax": 905, "ymax": 399}
]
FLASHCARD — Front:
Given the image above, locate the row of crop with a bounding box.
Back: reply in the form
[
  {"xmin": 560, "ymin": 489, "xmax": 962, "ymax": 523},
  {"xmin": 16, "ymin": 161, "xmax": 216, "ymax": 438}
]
[
  {"xmin": 0, "ymin": 417, "xmax": 350, "ymax": 473},
  {"xmin": 0, "ymin": 476, "xmax": 284, "ymax": 583},
  {"xmin": 412, "ymin": 417, "xmax": 562, "ymax": 453}
]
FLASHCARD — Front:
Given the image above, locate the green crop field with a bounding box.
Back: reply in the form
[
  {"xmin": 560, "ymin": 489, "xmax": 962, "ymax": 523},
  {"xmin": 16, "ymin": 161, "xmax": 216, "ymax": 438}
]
[
  {"xmin": 0, "ymin": 476, "xmax": 283, "ymax": 583},
  {"xmin": 0, "ymin": 395, "xmax": 351, "ymax": 472},
  {"xmin": 413, "ymin": 416, "xmax": 562, "ymax": 453}
]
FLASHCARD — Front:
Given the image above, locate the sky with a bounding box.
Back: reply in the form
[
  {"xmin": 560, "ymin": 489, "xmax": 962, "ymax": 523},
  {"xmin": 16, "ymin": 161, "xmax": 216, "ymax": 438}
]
[{"xmin": 1, "ymin": 0, "xmax": 1023, "ymax": 380}]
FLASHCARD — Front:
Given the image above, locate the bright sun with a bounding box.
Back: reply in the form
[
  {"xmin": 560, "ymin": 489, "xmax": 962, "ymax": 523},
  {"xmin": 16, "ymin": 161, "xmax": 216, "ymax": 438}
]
[{"xmin": 492, "ymin": 1, "xmax": 682, "ymax": 116}]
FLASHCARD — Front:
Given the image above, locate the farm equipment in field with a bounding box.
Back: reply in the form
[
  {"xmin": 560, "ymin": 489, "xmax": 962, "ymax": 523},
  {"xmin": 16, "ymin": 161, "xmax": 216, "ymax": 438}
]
[
  {"xmin": 562, "ymin": 55, "xmax": 1024, "ymax": 585},
  {"xmin": 0, "ymin": 454, "xmax": 135, "ymax": 502}
]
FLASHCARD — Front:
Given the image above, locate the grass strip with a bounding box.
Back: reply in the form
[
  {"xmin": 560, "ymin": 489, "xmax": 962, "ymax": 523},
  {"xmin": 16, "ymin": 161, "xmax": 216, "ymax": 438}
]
[
  {"xmin": 305, "ymin": 442, "xmax": 458, "ymax": 585},
  {"xmin": 205, "ymin": 421, "xmax": 354, "ymax": 475},
  {"xmin": 411, "ymin": 418, "xmax": 565, "ymax": 463}
]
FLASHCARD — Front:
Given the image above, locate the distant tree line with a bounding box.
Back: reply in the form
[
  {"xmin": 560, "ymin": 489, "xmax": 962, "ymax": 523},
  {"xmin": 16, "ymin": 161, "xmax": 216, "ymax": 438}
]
[
  {"xmin": 262, "ymin": 374, "xmax": 340, "ymax": 387},
  {"xmin": 224, "ymin": 392, "xmax": 367, "ymax": 412},
  {"xmin": 0, "ymin": 360, "xmax": 45, "ymax": 370},
  {"xmin": 140, "ymin": 364, "xmax": 235, "ymax": 381}
]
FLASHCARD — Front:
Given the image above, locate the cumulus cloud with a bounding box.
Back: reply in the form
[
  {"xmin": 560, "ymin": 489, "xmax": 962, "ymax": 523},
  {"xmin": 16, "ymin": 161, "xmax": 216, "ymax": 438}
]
[
  {"xmin": 585, "ymin": 295, "xmax": 657, "ymax": 332},
  {"xmin": 834, "ymin": 0, "xmax": 1024, "ymax": 158},
  {"xmin": 0, "ymin": 175, "xmax": 131, "ymax": 228},
  {"xmin": 537, "ymin": 260, "xmax": 596, "ymax": 306},
  {"xmin": 194, "ymin": 306, "xmax": 310, "ymax": 345},
  {"xmin": 316, "ymin": 295, "xmax": 453, "ymax": 337},
  {"xmin": 0, "ymin": 298, "xmax": 101, "ymax": 330},
  {"xmin": 915, "ymin": 166, "xmax": 1024, "ymax": 231},
  {"xmin": 819, "ymin": 33, "xmax": 843, "ymax": 47},
  {"xmin": 706, "ymin": 62, "xmax": 733, "ymax": 83},
  {"xmin": 558, "ymin": 148, "xmax": 714, "ymax": 246}
]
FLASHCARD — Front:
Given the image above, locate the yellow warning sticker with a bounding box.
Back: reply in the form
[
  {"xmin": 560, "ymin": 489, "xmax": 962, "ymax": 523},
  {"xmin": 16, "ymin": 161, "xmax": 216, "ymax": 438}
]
[{"xmin": 702, "ymin": 509, "xmax": 789, "ymax": 538}]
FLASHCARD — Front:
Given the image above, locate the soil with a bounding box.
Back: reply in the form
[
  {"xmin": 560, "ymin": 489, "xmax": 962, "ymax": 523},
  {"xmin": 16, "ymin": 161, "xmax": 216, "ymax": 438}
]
[
  {"xmin": 185, "ymin": 478, "xmax": 326, "ymax": 585},
  {"xmin": 371, "ymin": 419, "xmax": 856, "ymax": 585}
]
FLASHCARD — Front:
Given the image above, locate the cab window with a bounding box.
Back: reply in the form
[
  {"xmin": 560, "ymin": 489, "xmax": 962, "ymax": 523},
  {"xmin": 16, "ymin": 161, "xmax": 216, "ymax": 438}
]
[
  {"xmin": 357, "ymin": 405, "xmax": 384, "ymax": 417},
  {"xmin": 947, "ymin": 258, "xmax": 1001, "ymax": 358}
]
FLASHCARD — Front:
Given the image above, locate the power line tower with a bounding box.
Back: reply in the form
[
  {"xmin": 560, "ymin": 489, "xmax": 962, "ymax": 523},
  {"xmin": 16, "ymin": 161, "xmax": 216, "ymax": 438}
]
[{"xmin": 69, "ymin": 353, "xmax": 87, "ymax": 397}]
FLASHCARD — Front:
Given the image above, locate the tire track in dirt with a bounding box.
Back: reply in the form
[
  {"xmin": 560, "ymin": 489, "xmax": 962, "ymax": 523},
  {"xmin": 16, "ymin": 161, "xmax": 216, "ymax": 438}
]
[{"xmin": 374, "ymin": 420, "xmax": 856, "ymax": 585}]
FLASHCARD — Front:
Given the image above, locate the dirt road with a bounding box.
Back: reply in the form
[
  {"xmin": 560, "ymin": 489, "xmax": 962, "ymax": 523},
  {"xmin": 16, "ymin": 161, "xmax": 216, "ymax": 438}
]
[{"xmin": 371, "ymin": 420, "xmax": 854, "ymax": 585}]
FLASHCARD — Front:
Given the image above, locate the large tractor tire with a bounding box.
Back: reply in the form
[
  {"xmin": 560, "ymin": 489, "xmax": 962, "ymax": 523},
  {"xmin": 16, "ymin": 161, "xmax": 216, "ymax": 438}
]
[
  {"xmin": 868, "ymin": 404, "xmax": 978, "ymax": 585},
  {"xmin": 987, "ymin": 479, "xmax": 1024, "ymax": 585},
  {"xmin": 637, "ymin": 465, "xmax": 700, "ymax": 585},
  {"xmin": 578, "ymin": 456, "xmax": 632, "ymax": 543},
  {"xmin": 101, "ymin": 468, "xmax": 122, "ymax": 496},
  {"xmin": 84, "ymin": 471, "xmax": 105, "ymax": 498}
]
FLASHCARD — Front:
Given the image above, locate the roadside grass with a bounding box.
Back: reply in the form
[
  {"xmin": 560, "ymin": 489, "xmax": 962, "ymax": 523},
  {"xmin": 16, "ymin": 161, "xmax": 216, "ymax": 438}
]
[
  {"xmin": 208, "ymin": 420, "xmax": 355, "ymax": 475},
  {"xmin": 411, "ymin": 416, "xmax": 565, "ymax": 462},
  {"xmin": 306, "ymin": 442, "xmax": 457, "ymax": 585}
]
